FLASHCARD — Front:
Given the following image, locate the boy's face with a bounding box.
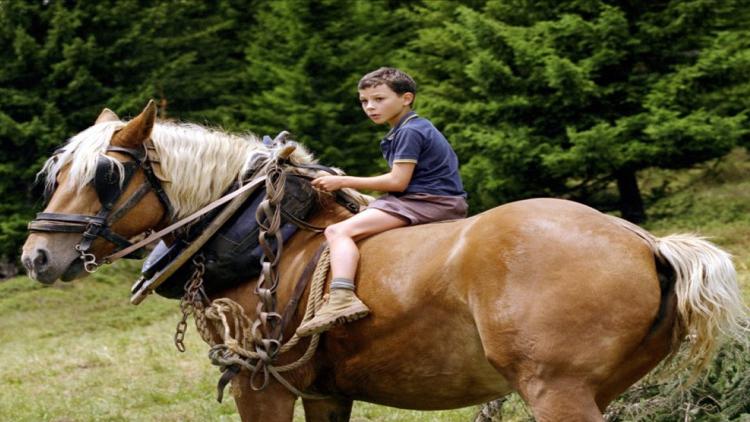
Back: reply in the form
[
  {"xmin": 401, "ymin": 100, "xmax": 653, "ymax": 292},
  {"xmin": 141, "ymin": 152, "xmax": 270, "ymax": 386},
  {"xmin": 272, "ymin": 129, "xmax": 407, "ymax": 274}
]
[{"xmin": 358, "ymin": 84, "xmax": 414, "ymax": 127}]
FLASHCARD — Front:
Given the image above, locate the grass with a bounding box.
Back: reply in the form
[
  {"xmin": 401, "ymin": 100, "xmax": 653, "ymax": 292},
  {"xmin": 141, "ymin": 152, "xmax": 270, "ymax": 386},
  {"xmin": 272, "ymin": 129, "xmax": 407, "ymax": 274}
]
[
  {"xmin": 1, "ymin": 149, "xmax": 749, "ymax": 421},
  {"xmin": 0, "ymin": 262, "xmax": 485, "ymax": 421}
]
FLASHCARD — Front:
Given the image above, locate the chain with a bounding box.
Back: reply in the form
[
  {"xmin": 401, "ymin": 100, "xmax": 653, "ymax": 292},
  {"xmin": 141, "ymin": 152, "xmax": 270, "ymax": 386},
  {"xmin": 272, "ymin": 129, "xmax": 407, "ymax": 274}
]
[
  {"xmin": 75, "ymin": 244, "xmax": 99, "ymax": 273},
  {"xmin": 169, "ymin": 147, "xmax": 330, "ymax": 400},
  {"xmin": 248, "ymin": 160, "xmax": 287, "ymax": 390},
  {"xmin": 205, "ymin": 246, "xmax": 331, "ymax": 400},
  {"xmin": 175, "ymin": 254, "xmax": 207, "ymax": 352}
]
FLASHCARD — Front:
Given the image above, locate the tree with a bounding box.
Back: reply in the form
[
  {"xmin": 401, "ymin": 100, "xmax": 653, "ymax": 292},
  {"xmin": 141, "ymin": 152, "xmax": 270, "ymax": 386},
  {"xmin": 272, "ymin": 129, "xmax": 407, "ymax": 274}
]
[
  {"xmin": 405, "ymin": 0, "xmax": 749, "ymax": 222},
  {"xmin": 239, "ymin": 0, "xmax": 414, "ymax": 176},
  {"xmin": 0, "ymin": 0, "xmax": 256, "ymax": 267}
]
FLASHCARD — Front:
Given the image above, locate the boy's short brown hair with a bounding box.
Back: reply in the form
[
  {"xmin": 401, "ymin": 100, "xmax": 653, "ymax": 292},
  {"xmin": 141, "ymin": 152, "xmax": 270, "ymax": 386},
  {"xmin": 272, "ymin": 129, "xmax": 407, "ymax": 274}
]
[{"xmin": 358, "ymin": 67, "xmax": 417, "ymax": 97}]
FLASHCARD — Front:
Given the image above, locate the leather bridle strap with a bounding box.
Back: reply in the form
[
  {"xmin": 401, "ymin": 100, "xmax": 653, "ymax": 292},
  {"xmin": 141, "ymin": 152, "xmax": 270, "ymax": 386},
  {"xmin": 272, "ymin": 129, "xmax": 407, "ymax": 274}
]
[
  {"xmin": 293, "ymin": 164, "xmax": 362, "ymax": 215},
  {"xmin": 28, "ymin": 143, "xmax": 171, "ymax": 262},
  {"xmin": 107, "ymin": 182, "xmax": 152, "ymax": 223},
  {"xmin": 140, "ymin": 139, "xmax": 174, "ymax": 218},
  {"xmin": 28, "ymin": 211, "xmax": 129, "ymax": 251}
]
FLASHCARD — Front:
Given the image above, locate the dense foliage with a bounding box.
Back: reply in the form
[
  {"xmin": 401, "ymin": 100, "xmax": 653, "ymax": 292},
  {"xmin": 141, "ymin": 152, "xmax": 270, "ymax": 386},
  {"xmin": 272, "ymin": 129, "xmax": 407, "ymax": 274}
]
[
  {"xmin": 1, "ymin": 0, "xmax": 748, "ymax": 265},
  {"xmin": 604, "ymin": 338, "xmax": 750, "ymax": 421},
  {"xmin": 403, "ymin": 1, "xmax": 750, "ymax": 218}
]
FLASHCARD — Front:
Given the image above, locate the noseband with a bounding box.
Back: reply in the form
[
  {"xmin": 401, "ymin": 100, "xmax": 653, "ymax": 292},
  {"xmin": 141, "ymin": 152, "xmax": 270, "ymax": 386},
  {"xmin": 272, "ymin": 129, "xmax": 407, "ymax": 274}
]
[{"xmin": 27, "ymin": 140, "xmax": 173, "ymax": 272}]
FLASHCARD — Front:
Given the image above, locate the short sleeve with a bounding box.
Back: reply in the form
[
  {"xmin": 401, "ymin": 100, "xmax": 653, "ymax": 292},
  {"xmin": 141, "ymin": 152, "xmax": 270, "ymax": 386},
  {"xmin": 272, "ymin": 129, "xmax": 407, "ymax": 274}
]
[{"xmin": 391, "ymin": 128, "xmax": 422, "ymax": 164}]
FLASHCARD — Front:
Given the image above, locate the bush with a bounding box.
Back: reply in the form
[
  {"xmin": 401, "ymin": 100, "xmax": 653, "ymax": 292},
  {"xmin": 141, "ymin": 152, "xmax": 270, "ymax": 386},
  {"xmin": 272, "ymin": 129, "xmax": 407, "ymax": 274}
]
[{"xmin": 605, "ymin": 336, "xmax": 750, "ymax": 421}]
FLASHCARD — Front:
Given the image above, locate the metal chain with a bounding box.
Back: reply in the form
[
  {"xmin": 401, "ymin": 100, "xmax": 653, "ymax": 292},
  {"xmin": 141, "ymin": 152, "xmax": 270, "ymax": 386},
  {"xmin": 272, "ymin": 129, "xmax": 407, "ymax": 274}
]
[
  {"xmin": 175, "ymin": 254, "xmax": 207, "ymax": 352},
  {"xmin": 248, "ymin": 160, "xmax": 286, "ymax": 390},
  {"xmin": 170, "ymin": 149, "xmax": 331, "ymax": 400},
  {"xmin": 205, "ymin": 245, "xmax": 331, "ymax": 400},
  {"xmin": 76, "ymin": 244, "xmax": 99, "ymax": 273}
]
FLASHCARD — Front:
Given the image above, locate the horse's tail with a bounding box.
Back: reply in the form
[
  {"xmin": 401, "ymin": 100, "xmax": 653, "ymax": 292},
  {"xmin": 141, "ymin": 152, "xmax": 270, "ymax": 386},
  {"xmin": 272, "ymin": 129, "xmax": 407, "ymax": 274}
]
[
  {"xmin": 607, "ymin": 216, "xmax": 748, "ymax": 376},
  {"xmin": 654, "ymin": 234, "xmax": 748, "ymax": 374}
]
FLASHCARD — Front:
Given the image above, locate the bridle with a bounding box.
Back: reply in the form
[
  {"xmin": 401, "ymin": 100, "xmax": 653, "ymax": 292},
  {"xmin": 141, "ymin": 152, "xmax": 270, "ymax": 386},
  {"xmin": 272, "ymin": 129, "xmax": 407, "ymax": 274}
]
[{"xmin": 27, "ymin": 139, "xmax": 173, "ymax": 272}]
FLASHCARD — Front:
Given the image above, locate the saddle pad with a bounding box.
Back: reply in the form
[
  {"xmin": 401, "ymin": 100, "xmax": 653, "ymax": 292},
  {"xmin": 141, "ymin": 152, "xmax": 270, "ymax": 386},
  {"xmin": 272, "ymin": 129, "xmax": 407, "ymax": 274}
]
[{"xmin": 141, "ymin": 176, "xmax": 318, "ymax": 299}]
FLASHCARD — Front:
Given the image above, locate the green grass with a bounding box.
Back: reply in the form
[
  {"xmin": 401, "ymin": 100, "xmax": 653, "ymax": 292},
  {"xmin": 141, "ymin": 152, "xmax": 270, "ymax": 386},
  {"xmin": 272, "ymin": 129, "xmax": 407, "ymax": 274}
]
[
  {"xmin": 2, "ymin": 149, "xmax": 749, "ymax": 421},
  {"xmin": 0, "ymin": 261, "xmax": 487, "ymax": 421}
]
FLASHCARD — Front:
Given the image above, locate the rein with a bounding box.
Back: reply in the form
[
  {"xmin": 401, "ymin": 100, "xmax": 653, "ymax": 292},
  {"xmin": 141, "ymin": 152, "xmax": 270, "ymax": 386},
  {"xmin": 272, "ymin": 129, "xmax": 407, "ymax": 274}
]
[{"xmin": 108, "ymin": 175, "xmax": 268, "ymax": 265}]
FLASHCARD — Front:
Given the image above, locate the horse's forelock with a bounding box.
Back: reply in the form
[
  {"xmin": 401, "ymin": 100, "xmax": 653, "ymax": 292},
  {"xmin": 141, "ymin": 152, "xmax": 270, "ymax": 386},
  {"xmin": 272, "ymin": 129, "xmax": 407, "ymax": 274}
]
[{"xmin": 40, "ymin": 121, "xmax": 126, "ymax": 195}]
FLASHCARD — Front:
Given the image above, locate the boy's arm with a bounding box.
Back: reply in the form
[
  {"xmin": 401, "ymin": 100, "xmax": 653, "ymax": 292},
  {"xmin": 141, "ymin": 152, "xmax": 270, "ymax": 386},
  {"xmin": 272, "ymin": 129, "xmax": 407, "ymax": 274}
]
[{"xmin": 312, "ymin": 162, "xmax": 416, "ymax": 193}]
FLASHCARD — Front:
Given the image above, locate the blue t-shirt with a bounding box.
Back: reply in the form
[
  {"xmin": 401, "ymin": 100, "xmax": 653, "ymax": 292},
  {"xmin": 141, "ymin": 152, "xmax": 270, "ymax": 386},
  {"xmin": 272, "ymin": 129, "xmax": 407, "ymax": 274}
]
[{"xmin": 380, "ymin": 111, "xmax": 466, "ymax": 197}]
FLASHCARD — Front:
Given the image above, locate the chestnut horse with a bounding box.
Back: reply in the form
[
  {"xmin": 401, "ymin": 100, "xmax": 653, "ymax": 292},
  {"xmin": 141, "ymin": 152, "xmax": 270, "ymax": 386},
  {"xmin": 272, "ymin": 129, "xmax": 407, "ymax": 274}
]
[{"xmin": 22, "ymin": 102, "xmax": 747, "ymax": 421}]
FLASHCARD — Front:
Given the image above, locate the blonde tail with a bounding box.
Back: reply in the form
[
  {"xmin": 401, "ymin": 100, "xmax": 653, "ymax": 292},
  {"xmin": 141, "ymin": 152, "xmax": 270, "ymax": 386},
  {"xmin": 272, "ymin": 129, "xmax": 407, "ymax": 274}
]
[{"xmin": 655, "ymin": 234, "xmax": 749, "ymax": 375}]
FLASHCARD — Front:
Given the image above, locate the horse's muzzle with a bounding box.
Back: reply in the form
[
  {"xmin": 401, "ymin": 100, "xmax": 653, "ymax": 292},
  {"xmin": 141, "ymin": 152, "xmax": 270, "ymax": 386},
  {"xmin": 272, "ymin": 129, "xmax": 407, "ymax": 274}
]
[
  {"xmin": 23, "ymin": 247, "xmax": 54, "ymax": 284},
  {"xmin": 22, "ymin": 247, "xmax": 81, "ymax": 284}
]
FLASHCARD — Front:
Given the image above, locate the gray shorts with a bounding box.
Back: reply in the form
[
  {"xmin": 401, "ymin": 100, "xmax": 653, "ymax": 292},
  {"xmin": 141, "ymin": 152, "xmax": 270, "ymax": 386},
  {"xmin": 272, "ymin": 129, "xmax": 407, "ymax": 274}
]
[{"xmin": 367, "ymin": 193, "xmax": 468, "ymax": 225}]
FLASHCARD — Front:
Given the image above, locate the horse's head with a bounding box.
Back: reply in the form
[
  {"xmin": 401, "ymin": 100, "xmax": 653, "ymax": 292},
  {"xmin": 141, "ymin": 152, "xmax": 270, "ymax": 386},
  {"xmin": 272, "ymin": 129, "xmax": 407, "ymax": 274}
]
[{"xmin": 22, "ymin": 101, "xmax": 170, "ymax": 284}]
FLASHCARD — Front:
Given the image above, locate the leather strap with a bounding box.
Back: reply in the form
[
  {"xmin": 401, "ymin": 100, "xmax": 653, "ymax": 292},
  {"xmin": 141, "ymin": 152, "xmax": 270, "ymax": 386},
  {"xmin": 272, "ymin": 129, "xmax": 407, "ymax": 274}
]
[
  {"xmin": 281, "ymin": 209, "xmax": 325, "ymax": 233},
  {"xmin": 107, "ymin": 182, "xmax": 152, "ymax": 223},
  {"xmin": 215, "ymin": 243, "xmax": 326, "ymax": 402},
  {"xmin": 29, "ymin": 140, "xmax": 174, "ymax": 262},
  {"xmin": 275, "ymin": 244, "xmax": 326, "ymax": 339},
  {"xmin": 105, "ymin": 176, "xmax": 268, "ymax": 264}
]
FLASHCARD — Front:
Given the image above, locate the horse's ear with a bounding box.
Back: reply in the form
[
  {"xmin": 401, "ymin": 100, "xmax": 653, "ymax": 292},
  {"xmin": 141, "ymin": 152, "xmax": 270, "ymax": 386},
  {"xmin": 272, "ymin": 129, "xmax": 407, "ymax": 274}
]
[
  {"xmin": 95, "ymin": 108, "xmax": 120, "ymax": 124},
  {"xmin": 112, "ymin": 100, "xmax": 157, "ymax": 148}
]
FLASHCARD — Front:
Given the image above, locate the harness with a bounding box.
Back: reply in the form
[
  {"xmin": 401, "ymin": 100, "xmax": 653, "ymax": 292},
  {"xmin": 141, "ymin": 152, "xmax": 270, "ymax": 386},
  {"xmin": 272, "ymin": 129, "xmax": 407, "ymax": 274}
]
[
  {"xmin": 27, "ymin": 140, "xmax": 173, "ymax": 272},
  {"xmin": 28, "ymin": 133, "xmax": 362, "ymax": 401}
]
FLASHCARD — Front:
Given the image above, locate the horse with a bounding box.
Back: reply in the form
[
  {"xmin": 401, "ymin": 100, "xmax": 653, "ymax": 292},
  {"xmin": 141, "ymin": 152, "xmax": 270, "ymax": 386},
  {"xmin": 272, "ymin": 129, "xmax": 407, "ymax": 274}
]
[{"xmin": 22, "ymin": 101, "xmax": 748, "ymax": 421}]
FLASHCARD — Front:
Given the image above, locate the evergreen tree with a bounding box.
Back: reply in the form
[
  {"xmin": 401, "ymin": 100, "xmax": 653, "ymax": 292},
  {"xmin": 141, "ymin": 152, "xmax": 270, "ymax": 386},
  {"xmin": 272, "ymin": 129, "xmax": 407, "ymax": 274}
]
[
  {"xmin": 240, "ymin": 0, "xmax": 413, "ymax": 175},
  {"xmin": 405, "ymin": 0, "xmax": 749, "ymax": 222},
  {"xmin": 0, "ymin": 0, "xmax": 254, "ymax": 266}
]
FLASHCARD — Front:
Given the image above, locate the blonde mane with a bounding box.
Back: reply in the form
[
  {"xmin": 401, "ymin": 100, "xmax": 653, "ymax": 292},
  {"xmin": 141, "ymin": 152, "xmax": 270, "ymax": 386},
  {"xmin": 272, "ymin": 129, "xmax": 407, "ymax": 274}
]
[{"xmin": 40, "ymin": 120, "xmax": 322, "ymax": 218}]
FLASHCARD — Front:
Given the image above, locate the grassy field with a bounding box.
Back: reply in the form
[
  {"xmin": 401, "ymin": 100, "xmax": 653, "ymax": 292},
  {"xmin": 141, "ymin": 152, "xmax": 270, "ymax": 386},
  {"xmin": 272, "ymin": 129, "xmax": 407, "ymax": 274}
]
[{"xmin": 1, "ymin": 149, "xmax": 748, "ymax": 421}]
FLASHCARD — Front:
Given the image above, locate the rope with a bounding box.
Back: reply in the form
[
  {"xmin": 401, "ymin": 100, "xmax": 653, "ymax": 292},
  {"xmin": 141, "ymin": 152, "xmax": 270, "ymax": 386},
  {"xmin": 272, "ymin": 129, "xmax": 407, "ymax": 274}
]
[{"xmin": 199, "ymin": 246, "xmax": 331, "ymax": 399}]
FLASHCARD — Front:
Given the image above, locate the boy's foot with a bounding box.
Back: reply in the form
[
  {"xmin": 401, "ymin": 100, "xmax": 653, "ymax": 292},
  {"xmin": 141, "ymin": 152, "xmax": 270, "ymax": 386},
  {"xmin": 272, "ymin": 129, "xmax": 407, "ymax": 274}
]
[{"xmin": 296, "ymin": 288, "xmax": 370, "ymax": 337}]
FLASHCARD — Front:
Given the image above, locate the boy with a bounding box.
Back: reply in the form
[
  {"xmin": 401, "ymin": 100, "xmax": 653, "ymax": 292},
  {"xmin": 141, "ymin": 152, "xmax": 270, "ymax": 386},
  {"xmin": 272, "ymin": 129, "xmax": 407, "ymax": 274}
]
[{"xmin": 296, "ymin": 67, "xmax": 467, "ymax": 337}]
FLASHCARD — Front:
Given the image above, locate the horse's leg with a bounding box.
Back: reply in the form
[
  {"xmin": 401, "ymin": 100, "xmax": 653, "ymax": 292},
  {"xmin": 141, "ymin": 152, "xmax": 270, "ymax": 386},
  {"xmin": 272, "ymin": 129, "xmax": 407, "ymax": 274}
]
[
  {"xmin": 302, "ymin": 397, "xmax": 353, "ymax": 422},
  {"xmin": 593, "ymin": 289, "xmax": 678, "ymax": 410},
  {"xmin": 230, "ymin": 372, "xmax": 297, "ymax": 422},
  {"xmin": 516, "ymin": 378, "xmax": 603, "ymax": 422}
]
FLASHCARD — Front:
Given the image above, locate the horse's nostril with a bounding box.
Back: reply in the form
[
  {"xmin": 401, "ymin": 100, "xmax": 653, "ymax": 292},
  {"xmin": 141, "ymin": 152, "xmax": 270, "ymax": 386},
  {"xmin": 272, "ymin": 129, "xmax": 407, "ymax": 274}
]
[
  {"xmin": 34, "ymin": 249, "xmax": 48, "ymax": 268},
  {"xmin": 22, "ymin": 255, "xmax": 33, "ymax": 271}
]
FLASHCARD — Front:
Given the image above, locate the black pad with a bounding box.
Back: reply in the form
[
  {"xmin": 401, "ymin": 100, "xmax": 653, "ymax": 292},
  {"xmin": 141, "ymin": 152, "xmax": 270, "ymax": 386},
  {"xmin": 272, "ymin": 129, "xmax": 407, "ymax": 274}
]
[
  {"xmin": 145, "ymin": 175, "xmax": 319, "ymax": 299},
  {"xmin": 94, "ymin": 158, "xmax": 137, "ymax": 209}
]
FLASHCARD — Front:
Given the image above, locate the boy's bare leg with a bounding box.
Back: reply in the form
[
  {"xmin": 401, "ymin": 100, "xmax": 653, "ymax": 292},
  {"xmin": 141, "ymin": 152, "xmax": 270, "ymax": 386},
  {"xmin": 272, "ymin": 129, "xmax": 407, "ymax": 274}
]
[
  {"xmin": 296, "ymin": 209, "xmax": 407, "ymax": 337},
  {"xmin": 327, "ymin": 208, "xmax": 408, "ymax": 279}
]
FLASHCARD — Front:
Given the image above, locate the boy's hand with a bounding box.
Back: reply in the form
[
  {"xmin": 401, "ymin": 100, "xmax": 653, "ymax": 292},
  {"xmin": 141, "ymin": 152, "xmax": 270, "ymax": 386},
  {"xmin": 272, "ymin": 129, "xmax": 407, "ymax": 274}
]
[{"xmin": 311, "ymin": 175, "xmax": 346, "ymax": 192}]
